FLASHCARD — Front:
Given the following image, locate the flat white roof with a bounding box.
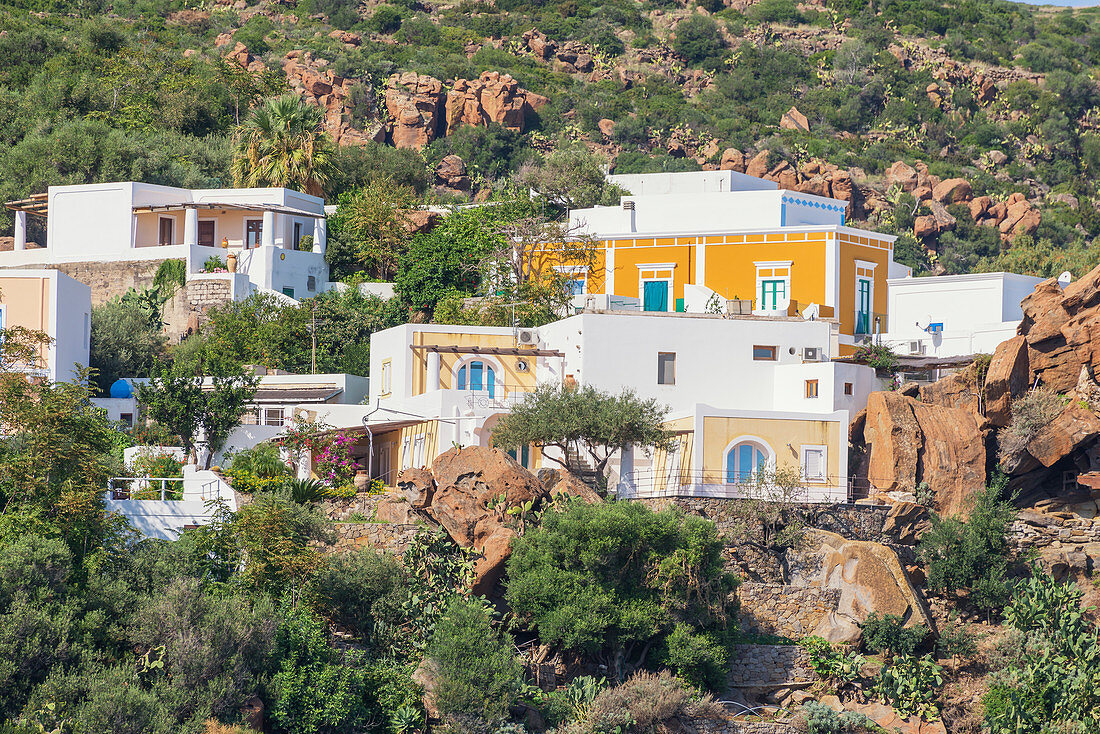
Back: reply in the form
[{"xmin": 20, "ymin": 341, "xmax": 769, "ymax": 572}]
[{"xmin": 887, "ymin": 271, "xmax": 1043, "ymax": 285}]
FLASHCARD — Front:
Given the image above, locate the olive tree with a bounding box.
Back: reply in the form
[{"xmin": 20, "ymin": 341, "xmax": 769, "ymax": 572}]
[{"xmin": 490, "ymin": 384, "xmax": 672, "ymax": 483}]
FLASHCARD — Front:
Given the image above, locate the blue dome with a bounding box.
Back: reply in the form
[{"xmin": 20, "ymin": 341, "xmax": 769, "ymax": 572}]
[{"xmin": 109, "ymin": 379, "xmax": 134, "ymax": 399}]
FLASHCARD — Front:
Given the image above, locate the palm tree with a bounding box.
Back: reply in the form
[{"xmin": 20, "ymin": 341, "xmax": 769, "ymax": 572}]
[{"xmin": 231, "ymin": 95, "xmax": 336, "ymax": 197}]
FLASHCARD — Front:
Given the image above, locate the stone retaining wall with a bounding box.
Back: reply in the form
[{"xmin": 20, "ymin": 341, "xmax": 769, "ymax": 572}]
[
  {"xmin": 737, "ymin": 583, "xmax": 839, "ymax": 638},
  {"xmin": 1009, "ymin": 509, "xmax": 1100, "ymax": 576},
  {"xmin": 1, "ymin": 259, "xmax": 167, "ymax": 307},
  {"xmin": 696, "ymin": 721, "xmax": 796, "ymax": 734},
  {"xmin": 329, "ymin": 521, "xmax": 420, "ymax": 556},
  {"xmin": 318, "ymin": 493, "xmax": 389, "ymax": 522},
  {"xmin": 728, "ymin": 645, "xmax": 814, "ymax": 687},
  {"xmin": 636, "ymin": 499, "xmax": 891, "ymax": 543}
]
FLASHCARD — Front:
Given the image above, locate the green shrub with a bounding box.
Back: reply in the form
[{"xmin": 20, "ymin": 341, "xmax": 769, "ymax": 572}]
[
  {"xmin": 581, "ymin": 671, "xmax": 722, "ymax": 734},
  {"xmin": 799, "ymin": 701, "xmax": 874, "ymax": 734},
  {"xmin": 747, "ymin": 0, "xmax": 802, "ymax": 25},
  {"xmin": 874, "ymin": 654, "xmax": 943, "ymax": 720},
  {"xmin": 424, "ymin": 597, "xmax": 524, "ymax": 730},
  {"xmin": 267, "ymin": 605, "xmax": 369, "ymax": 734},
  {"xmin": 860, "ymin": 612, "xmax": 929, "ymax": 657},
  {"xmin": 656, "ymin": 623, "xmax": 729, "ymax": 692},
  {"xmin": 370, "ymin": 5, "xmax": 402, "ymax": 33},
  {"xmin": 229, "ymin": 443, "xmax": 290, "ymax": 479},
  {"xmin": 286, "ymin": 477, "xmax": 327, "ymax": 504},
  {"xmin": 672, "ymin": 16, "xmax": 725, "ymax": 69},
  {"xmin": 799, "ymin": 636, "xmax": 866, "ymax": 683},
  {"xmin": 917, "ymin": 480, "xmax": 1015, "ymax": 613},
  {"xmin": 506, "ymin": 502, "xmax": 736, "ymax": 685},
  {"xmin": 314, "ymin": 549, "xmax": 404, "ymax": 640}
]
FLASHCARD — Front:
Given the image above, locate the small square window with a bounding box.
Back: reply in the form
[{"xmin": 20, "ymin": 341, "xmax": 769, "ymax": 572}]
[
  {"xmin": 805, "ymin": 379, "xmax": 819, "ymax": 398},
  {"xmin": 844, "ymin": 382, "xmax": 853, "ymax": 396},
  {"xmin": 657, "ymin": 352, "xmax": 676, "ymax": 385},
  {"xmin": 264, "ymin": 408, "xmax": 285, "ymax": 427},
  {"xmin": 120, "ymin": 412, "xmax": 134, "ymax": 427},
  {"xmin": 753, "ymin": 345, "xmax": 777, "ymax": 361}
]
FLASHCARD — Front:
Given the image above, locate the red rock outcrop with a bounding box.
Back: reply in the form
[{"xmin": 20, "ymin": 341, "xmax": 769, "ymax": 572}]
[
  {"xmin": 863, "ymin": 391, "xmax": 988, "ymax": 517},
  {"xmin": 984, "ymin": 336, "xmax": 1030, "ymax": 427},
  {"xmin": 283, "ymin": 50, "xmax": 384, "ymax": 146},
  {"xmin": 1020, "ymin": 265, "xmax": 1100, "ymax": 393},
  {"xmin": 385, "ymin": 72, "xmax": 446, "ymax": 149},
  {"xmin": 445, "ymin": 71, "xmax": 548, "ymax": 135}
]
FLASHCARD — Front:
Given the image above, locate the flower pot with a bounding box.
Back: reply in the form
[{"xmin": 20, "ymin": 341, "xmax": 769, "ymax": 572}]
[
  {"xmin": 354, "ymin": 470, "xmax": 371, "ymax": 493},
  {"xmin": 227, "ymin": 252, "xmax": 238, "ymax": 273}
]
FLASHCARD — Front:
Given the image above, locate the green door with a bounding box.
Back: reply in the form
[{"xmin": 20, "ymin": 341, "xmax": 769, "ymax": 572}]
[
  {"xmin": 643, "ymin": 280, "xmax": 668, "ymax": 312},
  {"xmin": 760, "ymin": 279, "xmax": 786, "ymax": 311},
  {"xmin": 856, "ymin": 279, "xmax": 871, "ymax": 334}
]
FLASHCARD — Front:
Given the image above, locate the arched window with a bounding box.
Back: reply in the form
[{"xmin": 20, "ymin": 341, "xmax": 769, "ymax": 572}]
[
  {"xmin": 456, "ymin": 360, "xmax": 495, "ymax": 398},
  {"xmin": 725, "ymin": 441, "xmax": 768, "ymax": 483}
]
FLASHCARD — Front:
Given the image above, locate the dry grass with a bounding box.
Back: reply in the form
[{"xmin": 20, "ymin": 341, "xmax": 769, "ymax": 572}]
[
  {"xmin": 202, "ymin": 722, "xmax": 255, "ymax": 734},
  {"xmin": 997, "ymin": 387, "xmax": 1063, "ymax": 466},
  {"xmin": 576, "ymin": 670, "xmax": 723, "ymax": 734}
]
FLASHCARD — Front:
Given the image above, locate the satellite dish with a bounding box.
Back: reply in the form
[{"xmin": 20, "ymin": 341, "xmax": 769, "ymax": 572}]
[
  {"xmin": 802, "ymin": 303, "xmax": 820, "ymax": 320},
  {"xmin": 1058, "ymin": 271, "xmax": 1073, "ymax": 288}
]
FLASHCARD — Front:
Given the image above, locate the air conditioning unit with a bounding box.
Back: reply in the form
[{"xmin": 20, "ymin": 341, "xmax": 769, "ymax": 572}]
[
  {"xmin": 802, "ymin": 347, "xmax": 821, "ymax": 362},
  {"xmin": 516, "ymin": 328, "xmax": 539, "ymax": 346},
  {"xmin": 515, "ymin": 359, "xmax": 530, "ymax": 372},
  {"xmin": 908, "ymin": 340, "xmax": 926, "ymax": 356}
]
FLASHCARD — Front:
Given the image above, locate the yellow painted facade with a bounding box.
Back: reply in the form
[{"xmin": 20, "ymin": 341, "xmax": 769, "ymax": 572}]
[
  {"xmin": 700, "ymin": 415, "xmax": 841, "ymax": 486},
  {"xmin": 410, "ymin": 330, "xmax": 541, "ymax": 398},
  {"xmin": 574, "ymin": 228, "xmax": 894, "ymax": 350},
  {"xmin": 0, "ymin": 274, "xmax": 51, "ymax": 368}
]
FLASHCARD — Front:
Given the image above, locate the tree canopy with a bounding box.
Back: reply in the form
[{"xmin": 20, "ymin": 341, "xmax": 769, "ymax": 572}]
[{"xmin": 491, "ymin": 384, "xmax": 672, "ymax": 480}]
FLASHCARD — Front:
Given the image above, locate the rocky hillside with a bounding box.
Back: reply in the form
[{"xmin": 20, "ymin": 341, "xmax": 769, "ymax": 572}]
[{"xmin": 4, "ymin": 0, "xmax": 1100, "ymax": 276}]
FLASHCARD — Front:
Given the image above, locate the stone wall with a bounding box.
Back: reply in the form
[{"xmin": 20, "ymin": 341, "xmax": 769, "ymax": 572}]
[
  {"xmin": 638, "ymin": 498, "xmax": 893, "ymax": 582},
  {"xmin": 163, "ymin": 278, "xmax": 233, "ymax": 343},
  {"xmin": 1009, "ymin": 509, "xmax": 1100, "ymax": 577},
  {"xmin": 636, "ymin": 498, "xmax": 891, "ymax": 543},
  {"xmin": 329, "ymin": 521, "xmax": 420, "ymax": 556},
  {"xmin": 695, "ymin": 720, "xmax": 796, "ymax": 734},
  {"xmin": 318, "ymin": 493, "xmax": 422, "ymax": 556},
  {"xmin": 1, "ymin": 259, "xmax": 168, "ymax": 306},
  {"xmin": 737, "ymin": 583, "xmax": 840, "ymax": 638},
  {"xmin": 728, "ymin": 644, "xmax": 814, "ymax": 687}
]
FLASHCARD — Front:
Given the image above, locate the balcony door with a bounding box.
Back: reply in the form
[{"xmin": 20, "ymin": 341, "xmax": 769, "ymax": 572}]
[
  {"xmin": 856, "ymin": 278, "xmax": 872, "ymax": 335},
  {"xmin": 158, "ymin": 217, "xmax": 174, "ymax": 246},
  {"xmin": 245, "ymin": 219, "xmax": 263, "ymax": 248}
]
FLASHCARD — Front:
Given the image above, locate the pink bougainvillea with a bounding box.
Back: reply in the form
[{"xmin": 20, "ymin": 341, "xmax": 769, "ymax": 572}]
[{"xmin": 313, "ymin": 430, "xmax": 361, "ymax": 487}]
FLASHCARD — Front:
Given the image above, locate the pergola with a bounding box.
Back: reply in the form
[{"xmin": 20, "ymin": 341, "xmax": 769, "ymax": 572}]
[
  {"xmin": 132, "ymin": 201, "xmax": 326, "ymax": 250},
  {"xmin": 3, "ymin": 193, "xmax": 47, "ymax": 251}
]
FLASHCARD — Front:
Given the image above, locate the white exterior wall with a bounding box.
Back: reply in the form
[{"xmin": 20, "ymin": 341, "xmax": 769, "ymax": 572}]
[
  {"xmin": 883, "ymin": 272, "xmax": 1042, "ymax": 357},
  {"xmin": 10, "ymin": 182, "xmax": 329, "ymax": 300},
  {"xmin": 53, "ymin": 269, "xmax": 91, "ymax": 383},
  {"xmin": 538, "ymin": 312, "xmax": 839, "ymax": 414}
]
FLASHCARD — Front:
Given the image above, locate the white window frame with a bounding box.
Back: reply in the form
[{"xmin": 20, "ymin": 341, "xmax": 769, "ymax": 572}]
[
  {"xmin": 657, "ymin": 351, "xmax": 676, "ymax": 385},
  {"xmin": 452, "ymin": 355, "xmax": 503, "ymax": 396},
  {"xmin": 800, "ymin": 444, "xmax": 829, "ymax": 484},
  {"xmin": 855, "ymin": 259, "xmax": 877, "ymax": 335},
  {"xmin": 197, "ymin": 218, "xmax": 218, "ymax": 247},
  {"xmin": 555, "ymin": 265, "xmax": 588, "ymax": 296},
  {"xmin": 401, "ymin": 436, "xmax": 412, "ymax": 470},
  {"xmin": 157, "ymin": 215, "xmax": 177, "ymax": 246},
  {"xmin": 380, "ymin": 360, "xmax": 392, "ymax": 396},
  {"xmin": 244, "ymin": 217, "xmax": 264, "ymax": 249},
  {"xmin": 636, "ymin": 262, "xmax": 676, "ymax": 313},
  {"xmin": 721, "ymin": 435, "xmax": 776, "ymax": 486},
  {"xmin": 754, "ymin": 260, "xmax": 792, "ymax": 314},
  {"xmin": 264, "ymin": 407, "xmax": 286, "ymax": 427}
]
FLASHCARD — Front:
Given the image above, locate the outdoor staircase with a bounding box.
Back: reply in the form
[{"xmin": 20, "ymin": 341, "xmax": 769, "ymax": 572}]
[{"xmin": 565, "ymin": 447, "xmax": 602, "ymax": 489}]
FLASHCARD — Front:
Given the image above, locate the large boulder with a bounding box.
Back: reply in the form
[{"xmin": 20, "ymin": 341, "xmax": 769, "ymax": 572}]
[
  {"xmin": 1020, "ymin": 265, "xmax": 1100, "ymax": 392},
  {"xmin": 863, "ymin": 392, "xmax": 988, "ymax": 517},
  {"xmin": 1024, "ymin": 403, "xmax": 1100, "ymax": 469},
  {"xmin": 787, "ymin": 530, "xmax": 934, "ymax": 644},
  {"xmin": 444, "ymin": 71, "xmax": 544, "ymax": 135},
  {"xmin": 428, "ymin": 446, "xmax": 546, "ymax": 593},
  {"xmin": 984, "ymin": 336, "xmax": 1030, "ymax": 427},
  {"xmin": 397, "ymin": 466, "xmax": 435, "ymax": 508},
  {"xmin": 882, "ymin": 501, "xmax": 931, "ymax": 545},
  {"xmin": 385, "ymin": 72, "xmax": 445, "ymax": 149},
  {"xmin": 537, "ymin": 467, "xmax": 603, "ymax": 503}
]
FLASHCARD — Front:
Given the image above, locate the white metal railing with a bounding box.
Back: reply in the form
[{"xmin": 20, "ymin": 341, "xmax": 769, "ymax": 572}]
[
  {"xmin": 618, "ymin": 469, "xmax": 847, "ymax": 504},
  {"xmin": 108, "ymin": 477, "xmax": 184, "ymax": 501}
]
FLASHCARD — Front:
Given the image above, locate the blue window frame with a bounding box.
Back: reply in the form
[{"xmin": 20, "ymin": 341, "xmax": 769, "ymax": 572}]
[
  {"xmin": 457, "ymin": 360, "xmax": 495, "ymax": 398},
  {"xmin": 725, "ymin": 442, "xmax": 768, "ymax": 483},
  {"xmin": 507, "ymin": 444, "xmax": 530, "ymax": 467}
]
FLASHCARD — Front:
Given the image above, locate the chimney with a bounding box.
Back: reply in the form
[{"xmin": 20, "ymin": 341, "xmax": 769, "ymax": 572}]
[{"xmin": 623, "ymin": 199, "xmax": 636, "ymax": 232}]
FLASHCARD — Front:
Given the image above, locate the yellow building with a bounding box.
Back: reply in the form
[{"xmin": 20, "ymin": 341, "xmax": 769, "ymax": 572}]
[
  {"xmin": 0, "ymin": 268, "xmax": 90, "ymax": 383},
  {"xmin": 567, "ymin": 171, "xmax": 909, "ymax": 354}
]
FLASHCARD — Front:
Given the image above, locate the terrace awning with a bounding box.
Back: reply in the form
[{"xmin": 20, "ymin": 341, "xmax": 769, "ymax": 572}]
[
  {"xmin": 4, "ymin": 193, "xmax": 48, "ymax": 217},
  {"xmin": 132, "ymin": 202, "xmax": 326, "ymax": 218},
  {"xmin": 409, "ymin": 344, "xmax": 566, "ymax": 357}
]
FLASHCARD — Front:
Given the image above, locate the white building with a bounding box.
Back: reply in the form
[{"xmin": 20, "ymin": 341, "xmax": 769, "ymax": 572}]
[
  {"xmin": 3, "ymin": 182, "xmax": 330, "ymax": 302},
  {"xmin": 0, "ymin": 268, "xmax": 90, "ymax": 383},
  {"xmin": 882, "ymin": 272, "xmax": 1043, "ymax": 358},
  {"xmin": 310, "ymin": 310, "xmax": 882, "ymax": 503}
]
